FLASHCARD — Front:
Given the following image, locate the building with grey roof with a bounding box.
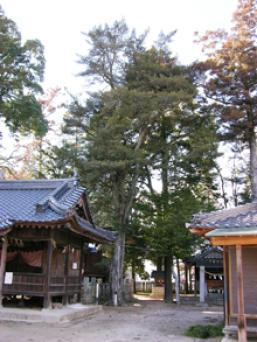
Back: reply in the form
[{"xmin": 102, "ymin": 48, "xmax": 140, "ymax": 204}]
[
  {"xmin": 189, "ymin": 203, "xmax": 257, "ymax": 340},
  {"xmin": 0, "ymin": 177, "xmax": 116, "ymax": 309}
]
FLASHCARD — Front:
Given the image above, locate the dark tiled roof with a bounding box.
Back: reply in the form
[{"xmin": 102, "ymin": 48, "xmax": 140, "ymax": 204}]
[
  {"xmin": 74, "ymin": 215, "xmax": 116, "ymax": 243},
  {"xmin": 0, "ymin": 178, "xmax": 80, "ymax": 228},
  {"xmin": 0, "ymin": 178, "xmax": 116, "ymax": 242},
  {"xmin": 0, "ymin": 215, "xmax": 13, "ymax": 230},
  {"xmin": 194, "ymin": 247, "xmax": 223, "ymax": 267},
  {"xmin": 185, "ymin": 247, "xmax": 223, "ymax": 268},
  {"xmin": 189, "ymin": 202, "xmax": 257, "ymax": 229}
]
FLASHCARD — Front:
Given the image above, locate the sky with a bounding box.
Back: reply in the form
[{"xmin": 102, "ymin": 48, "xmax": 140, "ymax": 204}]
[
  {"xmin": 0, "ymin": 0, "xmax": 242, "ymax": 204},
  {"xmin": 1, "ymin": 0, "xmax": 239, "ymax": 95}
]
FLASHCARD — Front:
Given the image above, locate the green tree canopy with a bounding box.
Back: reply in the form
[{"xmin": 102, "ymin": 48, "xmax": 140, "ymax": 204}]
[
  {"xmin": 45, "ymin": 23, "xmax": 219, "ymax": 304},
  {"xmin": 194, "ymin": 0, "xmax": 257, "ymax": 199},
  {"xmin": 0, "ymin": 5, "xmax": 47, "ymax": 136}
]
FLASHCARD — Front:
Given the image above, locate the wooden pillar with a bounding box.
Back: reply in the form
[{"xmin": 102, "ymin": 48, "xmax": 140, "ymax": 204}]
[
  {"xmin": 0, "ymin": 237, "xmax": 8, "ymax": 307},
  {"xmin": 236, "ymin": 245, "xmax": 247, "ymax": 342},
  {"xmin": 43, "ymin": 232, "xmax": 53, "ymax": 309},
  {"xmin": 199, "ymin": 265, "xmax": 206, "ymax": 303},
  {"xmin": 77, "ymin": 243, "xmax": 84, "ymax": 302},
  {"xmin": 223, "ymin": 246, "xmax": 230, "ymax": 326},
  {"xmin": 63, "ymin": 244, "xmax": 69, "ymax": 305}
]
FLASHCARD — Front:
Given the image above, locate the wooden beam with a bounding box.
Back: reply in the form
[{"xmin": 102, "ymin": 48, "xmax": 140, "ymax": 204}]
[
  {"xmin": 236, "ymin": 245, "xmax": 247, "ymax": 342},
  {"xmin": 210, "ymin": 236, "xmax": 257, "ymax": 246},
  {"xmin": 9, "ymin": 227, "xmax": 49, "ymax": 240},
  {"xmin": 231, "ymin": 313, "xmax": 257, "ymax": 320},
  {"xmin": 0, "ymin": 237, "xmax": 8, "ymax": 307}
]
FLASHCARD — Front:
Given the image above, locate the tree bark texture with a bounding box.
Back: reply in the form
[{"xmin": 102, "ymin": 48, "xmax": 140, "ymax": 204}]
[
  {"xmin": 131, "ymin": 261, "xmax": 136, "ymax": 294},
  {"xmin": 249, "ymin": 130, "xmax": 257, "ymax": 201},
  {"xmin": 111, "ymin": 126, "xmax": 148, "ymax": 306},
  {"xmin": 164, "ymin": 256, "xmax": 173, "ymax": 302},
  {"xmin": 157, "ymin": 257, "xmax": 163, "ymax": 272},
  {"xmin": 111, "ymin": 230, "xmax": 126, "ymax": 306},
  {"xmin": 185, "ymin": 263, "xmax": 189, "ymax": 294}
]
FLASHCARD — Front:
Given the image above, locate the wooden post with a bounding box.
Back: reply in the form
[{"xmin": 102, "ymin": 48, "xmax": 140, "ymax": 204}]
[
  {"xmin": 199, "ymin": 265, "xmax": 206, "ymax": 303},
  {"xmin": 43, "ymin": 232, "xmax": 53, "ymax": 309},
  {"xmin": 63, "ymin": 244, "xmax": 70, "ymax": 306},
  {"xmin": 223, "ymin": 246, "xmax": 230, "ymax": 326},
  {"xmin": 0, "ymin": 237, "xmax": 8, "ymax": 307},
  {"xmin": 78, "ymin": 243, "xmax": 84, "ymax": 303},
  {"xmin": 236, "ymin": 245, "xmax": 247, "ymax": 342}
]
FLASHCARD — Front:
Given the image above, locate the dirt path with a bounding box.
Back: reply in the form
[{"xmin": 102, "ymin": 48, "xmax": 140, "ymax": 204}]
[{"xmin": 0, "ymin": 299, "xmax": 224, "ymax": 342}]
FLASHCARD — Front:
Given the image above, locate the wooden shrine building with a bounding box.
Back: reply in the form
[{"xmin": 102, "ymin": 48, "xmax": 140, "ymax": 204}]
[
  {"xmin": 185, "ymin": 247, "xmax": 223, "ymax": 304},
  {"xmin": 0, "ymin": 178, "xmax": 116, "ymax": 308},
  {"xmin": 189, "ymin": 203, "xmax": 257, "ymax": 341}
]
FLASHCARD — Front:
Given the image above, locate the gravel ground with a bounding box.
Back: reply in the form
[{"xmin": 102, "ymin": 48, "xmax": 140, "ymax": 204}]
[{"xmin": 0, "ymin": 298, "xmax": 224, "ymax": 342}]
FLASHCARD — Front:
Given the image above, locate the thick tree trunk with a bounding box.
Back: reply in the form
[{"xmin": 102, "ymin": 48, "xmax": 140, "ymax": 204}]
[
  {"xmin": 185, "ymin": 263, "xmax": 189, "ymax": 294},
  {"xmin": 131, "ymin": 261, "xmax": 136, "ymax": 294},
  {"xmin": 164, "ymin": 256, "xmax": 173, "ymax": 302},
  {"xmin": 249, "ymin": 131, "xmax": 257, "ymax": 201},
  {"xmin": 157, "ymin": 257, "xmax": 162, "ymax": 272},
  {"xmin": 111, "ymin": 230, "xmax": 126, "ymax": 306},
  {"xmin": 110, "ymin": 128, "xmax": 148, "ymax": 306}
]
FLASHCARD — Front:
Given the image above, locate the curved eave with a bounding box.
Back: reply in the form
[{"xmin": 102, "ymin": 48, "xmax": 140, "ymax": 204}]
[
  {"xmin": 69, "ymin": 216, "xmax": 116, "ymax": 244},
  {"xmin": 189, "ymin": 226, "xmax": 214, "ymax": 236},
  {"xmin": 6, "ymin": 216, "xmax": 116, "ymax": 245},
  {"xmin": 0, "ymin": 227, "xmax": 13, "ymax": 236}
]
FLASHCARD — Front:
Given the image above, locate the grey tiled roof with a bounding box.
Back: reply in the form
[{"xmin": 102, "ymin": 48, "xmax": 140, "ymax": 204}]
[
  {"xmin": 74, "ymin": 215, "xmax": 116, "ymax": 242},
  {"xmin": 0, "ymin": 178, "xmax": 116, "ymax": 242},
  {"xmin": 189, "ymin": 202, "xmax": 257, "ymax": 229},
  {"xmin": 0, "ymin": 178, "xmax": 80, "ymax": 228},
  {"xmin": 185, "ymin": 247, "xmax": 223, "ymax": 267},
  {"xmin": 194, "ymin": 247, "xmax": 223, "ymax": 267}
]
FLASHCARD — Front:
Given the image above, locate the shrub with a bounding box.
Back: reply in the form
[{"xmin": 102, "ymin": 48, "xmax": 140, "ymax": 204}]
[{"xmin": 185, "ymin": 324, "xmax": 223, "ymax": 339}]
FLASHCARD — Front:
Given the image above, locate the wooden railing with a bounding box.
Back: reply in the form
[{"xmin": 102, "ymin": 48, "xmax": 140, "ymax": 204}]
[
  {"xmin": 67, "ymin": 276, "xmax": 81, "ymax": 293},
  {"xmin": 3, "ymin": 273, "xmax": 45, "ymax": 296},
  {"xmin": 207, "ymin": 279, "xmax": 224, "ymax": 289},
  {"xmin": 3, "ymin": 273, "xmax": 81, "ymax": 296}
]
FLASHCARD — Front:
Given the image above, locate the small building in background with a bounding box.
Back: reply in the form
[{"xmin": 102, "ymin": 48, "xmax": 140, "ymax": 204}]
[
  {"xmin": 189, "ymin": 203, "xmax": 257, "ymax": 341},
  {"xmin": 185, "ymin": 246, "xmax": 224, "ymax": 304}
]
